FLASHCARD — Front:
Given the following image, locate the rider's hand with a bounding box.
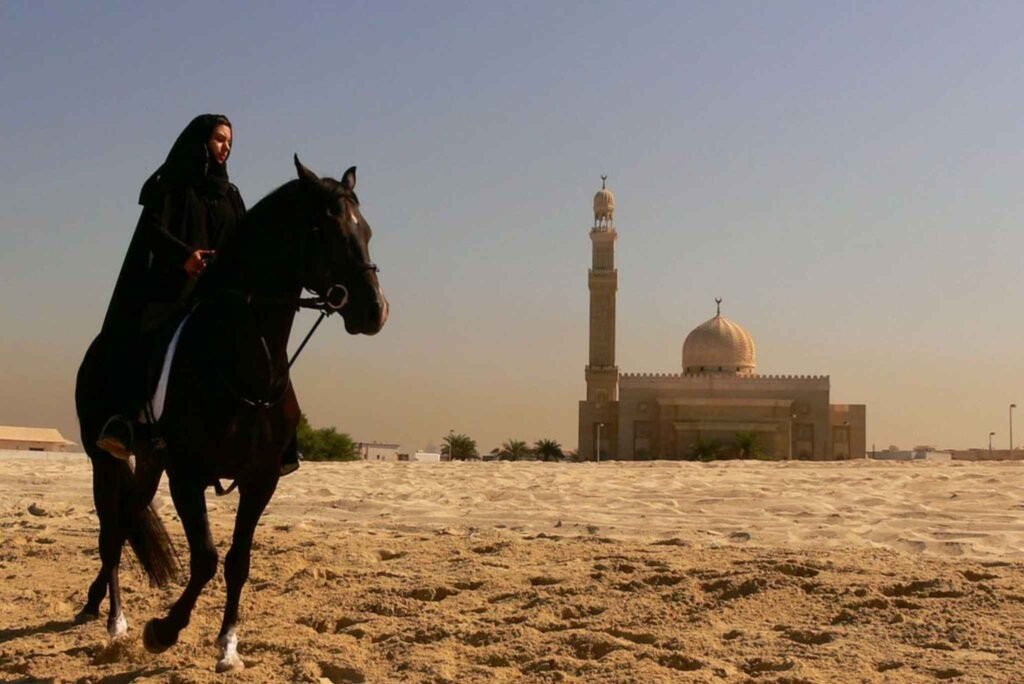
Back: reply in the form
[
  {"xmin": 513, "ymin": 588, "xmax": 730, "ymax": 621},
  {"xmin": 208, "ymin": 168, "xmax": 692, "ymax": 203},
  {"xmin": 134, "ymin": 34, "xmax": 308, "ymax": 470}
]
[{"xmin": 184, "ymin": 250, "xmax": 215, "ymax": 278}]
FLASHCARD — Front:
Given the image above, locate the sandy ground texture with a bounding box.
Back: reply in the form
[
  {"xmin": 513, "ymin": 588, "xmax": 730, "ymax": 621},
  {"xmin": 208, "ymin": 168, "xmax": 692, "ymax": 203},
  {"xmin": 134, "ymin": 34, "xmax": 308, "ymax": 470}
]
[{"xmin": 1, "ymin": 452, "xmax": 1023, "ymax": 683}]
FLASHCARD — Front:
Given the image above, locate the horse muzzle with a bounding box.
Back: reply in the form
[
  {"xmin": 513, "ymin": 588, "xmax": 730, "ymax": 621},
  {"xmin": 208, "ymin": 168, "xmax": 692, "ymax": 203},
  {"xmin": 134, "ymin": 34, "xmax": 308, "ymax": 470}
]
[{"xmin": 343, "ymin": 288, "xmax": 388, "ymax": 335}]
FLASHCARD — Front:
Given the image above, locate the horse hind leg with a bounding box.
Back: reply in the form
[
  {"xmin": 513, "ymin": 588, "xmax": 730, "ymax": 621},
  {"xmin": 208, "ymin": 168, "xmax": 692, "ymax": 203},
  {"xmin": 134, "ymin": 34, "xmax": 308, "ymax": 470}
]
[
  {"xmin": 76, "ymin": 516, "xmax": 129, "ymax": 640},
  {"xmin": 78, "ymin": 454, "xmax": 129, "ymax": 639},
  {"xmin": 216, "ymin": 479, "xmax": 278, "ymax": 673},
  {"xmin": 106, "ymin": 553, "xmax": 128, "ymax": 639}
]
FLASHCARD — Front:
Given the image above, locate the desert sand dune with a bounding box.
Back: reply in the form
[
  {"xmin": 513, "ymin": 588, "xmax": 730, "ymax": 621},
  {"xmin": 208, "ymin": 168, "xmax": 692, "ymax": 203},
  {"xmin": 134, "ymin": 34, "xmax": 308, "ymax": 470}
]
[{"xmin": 1, "ymin": 452, "xmax": 1022, "ymax": 682}]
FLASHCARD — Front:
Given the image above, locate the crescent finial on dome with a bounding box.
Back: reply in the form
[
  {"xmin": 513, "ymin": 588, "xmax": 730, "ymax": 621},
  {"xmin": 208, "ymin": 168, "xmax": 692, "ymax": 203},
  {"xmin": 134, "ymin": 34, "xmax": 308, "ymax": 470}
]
[{"xmin": 715, "ymin": 297, "xmax": 722, "ymax": 316}]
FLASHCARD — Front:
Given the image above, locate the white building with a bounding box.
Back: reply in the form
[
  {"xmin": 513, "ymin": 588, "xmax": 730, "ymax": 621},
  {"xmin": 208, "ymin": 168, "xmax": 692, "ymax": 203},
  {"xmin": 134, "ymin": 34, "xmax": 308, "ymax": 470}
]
[
  {"xmin": 358, "ymin": 442, "xmax": 401, "ymax": 462},
  {"xmin": 0, "ymin": 426, "xmax": 76, "ymax": 452},
  {"xmin": 409, "ymin": 451, "xmax": 442, "ymax": 463}
]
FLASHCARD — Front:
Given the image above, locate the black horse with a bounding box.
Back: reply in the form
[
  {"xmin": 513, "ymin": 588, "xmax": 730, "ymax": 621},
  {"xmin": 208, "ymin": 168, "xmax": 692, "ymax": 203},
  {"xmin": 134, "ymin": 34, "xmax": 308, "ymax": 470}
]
[{"xmin": 74, "ymin": 157, "xmax": 388, "ymax": 672}]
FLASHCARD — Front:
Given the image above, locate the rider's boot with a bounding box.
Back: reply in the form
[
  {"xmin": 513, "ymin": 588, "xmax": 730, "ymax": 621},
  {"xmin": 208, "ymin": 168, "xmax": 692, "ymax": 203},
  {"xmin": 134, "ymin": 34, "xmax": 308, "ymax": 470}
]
[{"xmin": 97, "ymin": 415, "xmax": 134, "ymax": 461}]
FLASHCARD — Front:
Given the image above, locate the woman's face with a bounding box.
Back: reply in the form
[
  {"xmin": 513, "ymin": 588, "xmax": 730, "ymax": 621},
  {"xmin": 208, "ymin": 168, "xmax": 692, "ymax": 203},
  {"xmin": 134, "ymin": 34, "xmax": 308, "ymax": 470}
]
[{"xmin": 207, "ymin": 124, "xmax": 232, "ymax": 165}]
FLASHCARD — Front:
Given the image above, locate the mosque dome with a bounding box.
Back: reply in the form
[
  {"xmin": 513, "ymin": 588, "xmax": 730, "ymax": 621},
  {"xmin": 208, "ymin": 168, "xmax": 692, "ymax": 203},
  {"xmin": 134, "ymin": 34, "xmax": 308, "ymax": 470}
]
[
  {"xmin": 593, "ymin": 175, "xmax": 615, "ymax": 228},
  {"xmin": 682, "ymin": 301, "xmax": 756, "ymax": 375}
]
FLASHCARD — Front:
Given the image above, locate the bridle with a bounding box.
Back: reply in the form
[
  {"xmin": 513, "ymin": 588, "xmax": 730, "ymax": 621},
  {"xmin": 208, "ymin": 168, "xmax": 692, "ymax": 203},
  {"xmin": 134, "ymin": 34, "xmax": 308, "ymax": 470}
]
[
  {"xmin": 288, "ymin": 192, "xmax": 378, "ymax": 368},
  {"xmin": 212, "ymin": 190, "xmax": 380, "ymax": 410}
]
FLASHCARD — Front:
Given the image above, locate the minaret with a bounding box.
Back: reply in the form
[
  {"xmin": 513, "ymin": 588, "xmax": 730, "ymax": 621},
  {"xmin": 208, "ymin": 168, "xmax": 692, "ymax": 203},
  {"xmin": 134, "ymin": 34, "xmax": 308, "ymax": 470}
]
[{"xmin": 585, "ymin": 176, "xmax": 618, "ymax": 402}]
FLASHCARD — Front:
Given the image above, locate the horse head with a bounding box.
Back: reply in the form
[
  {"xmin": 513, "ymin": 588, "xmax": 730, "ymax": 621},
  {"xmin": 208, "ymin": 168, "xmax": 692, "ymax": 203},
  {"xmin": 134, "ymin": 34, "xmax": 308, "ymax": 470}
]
[{"xmin": 293, "ymin": 155, "xmax": 389, "ymax": 335}]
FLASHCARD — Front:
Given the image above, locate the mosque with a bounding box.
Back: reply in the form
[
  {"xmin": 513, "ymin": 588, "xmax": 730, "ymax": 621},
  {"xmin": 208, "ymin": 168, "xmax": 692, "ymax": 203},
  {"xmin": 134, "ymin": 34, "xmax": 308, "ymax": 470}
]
[{"xmin": 578, "ymin": 178, "xmax": 866, "ymax": 461}]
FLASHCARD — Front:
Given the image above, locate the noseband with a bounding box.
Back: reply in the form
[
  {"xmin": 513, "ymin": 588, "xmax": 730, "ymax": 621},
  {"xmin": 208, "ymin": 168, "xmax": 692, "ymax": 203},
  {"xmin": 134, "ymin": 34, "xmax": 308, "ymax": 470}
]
[{"xmin": 297, "ymin": 262, "xmax": 378, "ymax": 314}]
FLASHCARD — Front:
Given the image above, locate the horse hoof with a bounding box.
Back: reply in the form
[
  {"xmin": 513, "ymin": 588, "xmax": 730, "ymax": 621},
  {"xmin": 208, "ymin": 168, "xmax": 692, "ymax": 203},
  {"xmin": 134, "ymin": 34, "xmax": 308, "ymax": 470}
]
[
  {"xmin": 142, "ymin": 618, "xmax": 175, "ymax": 654},
  {"xmin": 107, "ymin": 612, "xmax": 129, "ymax": 640},
  {"xmin": 75, "ymin": 608, "xmax": 100, "ymax": 624},
  {"xmin": 216, "ymin": 654, "xmax": 245, "ymax": 673}
]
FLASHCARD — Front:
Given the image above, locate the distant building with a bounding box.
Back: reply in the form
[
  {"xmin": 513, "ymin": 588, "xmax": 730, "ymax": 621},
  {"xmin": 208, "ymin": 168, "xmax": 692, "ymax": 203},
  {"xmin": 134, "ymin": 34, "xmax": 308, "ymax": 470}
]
[
  {"xmin": 357, "ymin": 442, "xmax": 400, "ymax": 462},
  {"xmin": 411, "ymin": 451, "xmax": 442, "ymax": 463},
  {"xmin": 577, "ymin": 178, "xmax": 867, "ymax": 461},
  {"xmin": 0, "ymin": 426, "xmax": 76, "ymax": 452},
  {"xmin": 870, "ymin": 446, "xmax": 952, "ymax": 461},
  {"xmin": 949, "ymin": 448, "xmax": 1023, "ymax": 461}
]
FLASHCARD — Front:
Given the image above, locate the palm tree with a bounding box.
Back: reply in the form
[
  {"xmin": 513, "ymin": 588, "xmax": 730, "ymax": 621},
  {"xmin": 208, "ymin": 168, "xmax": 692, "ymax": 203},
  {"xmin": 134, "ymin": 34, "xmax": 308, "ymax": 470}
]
[
  {"xmin": 734, "ymin": 431, "xmax": 761, "ymax": 460},
  {"xmin": 688, "ymin": 436, "xmax": 722, "ymax": 462},
  {"xmin": 442, "ymin": 432, "xmax": 478, "ymax": 460},
  {"xmin": 499, "ymin": 439, "xmax": 531, "ymax": 461},
  {"xmin": 533, "ymin": 438, "xmax": 564, "ymax": 462}
]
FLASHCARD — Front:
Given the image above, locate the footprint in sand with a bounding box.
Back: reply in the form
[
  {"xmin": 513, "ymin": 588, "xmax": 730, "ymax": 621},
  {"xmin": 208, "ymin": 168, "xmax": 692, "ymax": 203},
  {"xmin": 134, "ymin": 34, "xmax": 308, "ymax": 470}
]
[
  {"xmin": 561, "ymin": 604, "xmax": 607, "ymax": 620},
  {"xmin": 405, "ymin": 585, "xmax": 459, "ymax": 601},
  {"xmin": 772, "ymin": 562, "xmax": 820, "ymax": 578},
  {"xmin": 319, "ymin": 662, "xmax": 366, "ymax": 683},
  {"xmin": 932, "ymin": 667, "xmax": 966, "ymax": 680},
  {"xmin": 659, "ymin": 653, "xmax": 703, "ymax": 671},
  {"xmin": 741, "ymin": 656, "xmax": 794, "ymax": 675},
  {"xmin": 562, "ymin": 632, "xmax": 625, "ymax": 660},
  {"xmin": 606, "ymin": 628, "xmax": 657, "ymax": 645},
  {"xmin": 882, "ymin": 578, "xmax": 965, "ymax": 599},
  {"xmin": 785, "ymin": 628, "xmax": 835, "ymax": 645},
  {"xmin": 701, "ymin": 577, "xmax": 765, "ymax": 601},
  {"xmin": 529, "ymin": 575, "xmax": 563, "ymax": 587}
]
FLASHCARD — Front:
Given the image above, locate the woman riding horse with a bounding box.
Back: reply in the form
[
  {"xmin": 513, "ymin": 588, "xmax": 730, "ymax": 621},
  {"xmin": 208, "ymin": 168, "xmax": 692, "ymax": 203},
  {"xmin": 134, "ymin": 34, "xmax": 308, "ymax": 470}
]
[
  {"xmin": 97, "ymin": 114, "xmax": 298, "ymax": 474},
  {"xmin": 75, "ymin": 154, "xmax": 388, "ymax": 671}
]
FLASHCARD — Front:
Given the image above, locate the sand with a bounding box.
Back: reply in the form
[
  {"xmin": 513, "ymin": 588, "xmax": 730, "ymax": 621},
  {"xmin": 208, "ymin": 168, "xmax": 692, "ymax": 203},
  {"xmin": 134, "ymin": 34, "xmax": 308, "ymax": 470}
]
[{"xmin": 1, "ymin": 452, "xmax": 1022, "ymax": 683}]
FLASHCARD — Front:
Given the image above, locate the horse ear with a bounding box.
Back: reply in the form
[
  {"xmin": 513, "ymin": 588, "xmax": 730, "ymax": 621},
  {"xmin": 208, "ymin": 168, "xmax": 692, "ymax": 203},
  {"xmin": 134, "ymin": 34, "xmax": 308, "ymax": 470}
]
[
  {"xmin": 294, "ymin": 154, "xmax": 319, "ymax": 183},
  {"xmin": 341, "ymin": 166, "xmax": 356, "ymax": 192}
]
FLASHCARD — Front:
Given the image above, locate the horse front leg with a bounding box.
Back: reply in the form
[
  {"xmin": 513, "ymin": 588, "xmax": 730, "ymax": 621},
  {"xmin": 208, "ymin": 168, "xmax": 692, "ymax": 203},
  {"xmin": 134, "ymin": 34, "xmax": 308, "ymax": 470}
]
[
  {"xmin": 216, "ymin": 477, "xmax": 278, "ymax": 673},
  {"xmin": 143, "ymin": 475, "xmax": 216, "ymax": 654}
]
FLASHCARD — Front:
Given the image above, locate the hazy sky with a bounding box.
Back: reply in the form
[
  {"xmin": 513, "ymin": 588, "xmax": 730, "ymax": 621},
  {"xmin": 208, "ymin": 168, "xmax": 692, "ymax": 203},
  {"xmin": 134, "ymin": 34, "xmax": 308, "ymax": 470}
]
[{"xmin": 3, "ymin": 1, "xmax": 1024, "ymax": 453}]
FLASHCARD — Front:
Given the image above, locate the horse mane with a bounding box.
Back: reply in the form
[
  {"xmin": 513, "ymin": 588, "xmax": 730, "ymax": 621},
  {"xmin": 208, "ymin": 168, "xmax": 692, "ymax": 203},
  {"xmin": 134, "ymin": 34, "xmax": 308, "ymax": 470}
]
[
  {"xmin": 191, "ymin": 179, "xmax": 302, "ymax": 298},
  {"xmin": 191, "ymin": 173, "xmax": 355, "ymax": 300}
]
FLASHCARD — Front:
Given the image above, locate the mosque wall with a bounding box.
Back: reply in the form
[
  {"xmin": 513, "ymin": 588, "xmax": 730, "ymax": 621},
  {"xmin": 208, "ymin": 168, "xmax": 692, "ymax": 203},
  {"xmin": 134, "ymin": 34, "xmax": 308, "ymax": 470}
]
[
  {"xmin": 829, "ymin": 404, "xmax": 866, "ymax": 459},
  {"xmin": 616, "ymin": 375, "xmax": 832, "ymax": 460}
]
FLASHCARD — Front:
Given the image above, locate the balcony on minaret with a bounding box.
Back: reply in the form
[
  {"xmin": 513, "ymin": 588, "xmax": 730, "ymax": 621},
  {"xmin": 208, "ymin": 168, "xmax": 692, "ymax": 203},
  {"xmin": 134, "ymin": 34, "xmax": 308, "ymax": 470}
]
[{"xmin": 592, "ymin": 175, "xmax": 615, "ymax": 232}]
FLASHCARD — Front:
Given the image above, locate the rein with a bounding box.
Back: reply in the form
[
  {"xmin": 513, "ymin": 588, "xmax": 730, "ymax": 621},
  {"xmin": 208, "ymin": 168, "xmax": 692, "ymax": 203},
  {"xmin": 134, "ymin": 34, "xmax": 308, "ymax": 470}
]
[
  {"xmin": 290, "ymin": 261, "xmax": 378, "ymax": 368},
  {"xmin": 215, "ymin": 262, "xmax": 376, "ymax": 409}
]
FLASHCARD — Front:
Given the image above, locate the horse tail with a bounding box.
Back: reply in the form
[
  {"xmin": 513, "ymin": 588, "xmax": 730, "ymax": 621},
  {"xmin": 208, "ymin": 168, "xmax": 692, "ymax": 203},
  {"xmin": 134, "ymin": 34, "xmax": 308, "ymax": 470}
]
[{"xmin": 114, "ymin": 458, "xmax": 179, "ymax": 587}]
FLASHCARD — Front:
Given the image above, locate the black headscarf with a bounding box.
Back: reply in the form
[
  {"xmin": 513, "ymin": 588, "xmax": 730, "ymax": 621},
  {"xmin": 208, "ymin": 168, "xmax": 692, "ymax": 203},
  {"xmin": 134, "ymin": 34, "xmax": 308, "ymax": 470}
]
[{"xmin": 140, "ymin": 114, "xmax": 233, "ymax": 205}]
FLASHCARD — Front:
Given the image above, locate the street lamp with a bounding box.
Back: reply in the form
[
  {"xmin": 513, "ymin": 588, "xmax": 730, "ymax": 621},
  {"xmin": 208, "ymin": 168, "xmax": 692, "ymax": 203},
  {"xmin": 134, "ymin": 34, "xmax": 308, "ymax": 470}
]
[
  {"xmin": 989, "ymin": 431, "xmax": 996, "ymax": 458},
  {"xmin": 1011, "ymin": 404, "xmax": 1017, "ymax": 455},
  {"xmin": 596, "ymin": 423, "xmax": 605, "ymax": 462},
  {"xmin": 789, "ymin": 413, "xmax": 797, "ymax": 460},
  {"xmin": 447, "ymin": 429, "xmax": 454, "ymax": 460}
]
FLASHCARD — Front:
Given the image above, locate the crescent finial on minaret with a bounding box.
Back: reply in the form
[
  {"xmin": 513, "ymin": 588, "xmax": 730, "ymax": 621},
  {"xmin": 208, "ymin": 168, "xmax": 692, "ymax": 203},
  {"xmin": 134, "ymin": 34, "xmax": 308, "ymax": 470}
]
[{"xmin": 715, "ymin": 297, "xmax": 723, "ymax": 316}]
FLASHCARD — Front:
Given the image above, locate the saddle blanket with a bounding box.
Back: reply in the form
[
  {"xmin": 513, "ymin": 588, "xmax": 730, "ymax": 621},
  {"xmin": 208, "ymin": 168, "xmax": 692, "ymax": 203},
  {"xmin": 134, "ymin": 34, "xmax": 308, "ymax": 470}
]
[{"xmin": 140, "ymin": 313, "xmax": 191, "ymax": 424}]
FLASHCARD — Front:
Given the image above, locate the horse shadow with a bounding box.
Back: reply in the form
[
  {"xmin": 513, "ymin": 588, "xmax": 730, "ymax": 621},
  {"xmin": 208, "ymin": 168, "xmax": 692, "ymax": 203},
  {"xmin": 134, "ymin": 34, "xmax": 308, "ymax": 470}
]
[
  {"xmin": 0, "ymin": 618, "xmax": 79, "ymax": 644},
  {"xmin": 0, "ymin": 670, "xmax": 170, "ymax": 684}
]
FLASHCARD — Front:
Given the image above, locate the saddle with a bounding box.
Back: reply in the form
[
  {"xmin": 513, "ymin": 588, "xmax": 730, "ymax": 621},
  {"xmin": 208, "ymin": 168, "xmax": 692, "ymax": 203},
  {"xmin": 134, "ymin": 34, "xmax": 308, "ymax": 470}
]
[{"xmin": 139, "ymin": 310, "xmax": 193, "ymax": 425}]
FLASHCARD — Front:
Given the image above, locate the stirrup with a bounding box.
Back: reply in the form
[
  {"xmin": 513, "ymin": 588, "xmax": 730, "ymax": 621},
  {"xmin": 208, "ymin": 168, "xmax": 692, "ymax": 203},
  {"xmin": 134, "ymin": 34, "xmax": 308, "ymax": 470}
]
[{"xmin": 97, "ymin": 416, "xmax": 133, "ymax": 461}]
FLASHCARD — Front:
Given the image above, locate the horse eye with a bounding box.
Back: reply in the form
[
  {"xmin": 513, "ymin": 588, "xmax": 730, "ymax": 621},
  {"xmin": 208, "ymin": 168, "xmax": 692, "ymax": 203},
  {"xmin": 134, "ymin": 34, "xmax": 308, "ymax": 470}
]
[{"xmin": 325, "ymin": 207, "xmax": 336, "ymax": 217}]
